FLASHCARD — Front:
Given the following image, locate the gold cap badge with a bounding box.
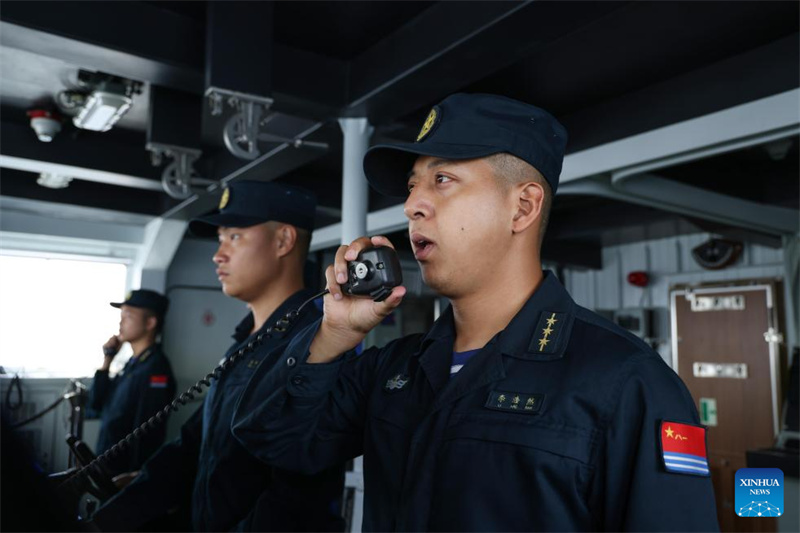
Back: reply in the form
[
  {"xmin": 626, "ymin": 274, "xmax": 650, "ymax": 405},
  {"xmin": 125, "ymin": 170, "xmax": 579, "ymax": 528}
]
[
  {"xmin": 416, "ymin": 107, "xmax": 439, "ymax": 142},
  {"xmin": 219, "ymin": 188, "xmax": 230, "ymax": 210}
]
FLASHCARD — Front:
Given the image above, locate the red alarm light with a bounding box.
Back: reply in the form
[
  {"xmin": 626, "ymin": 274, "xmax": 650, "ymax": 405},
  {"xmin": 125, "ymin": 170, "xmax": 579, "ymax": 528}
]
[{"xmin": 627, "ymin": 271, "xmax": 649, "ymax": 288}]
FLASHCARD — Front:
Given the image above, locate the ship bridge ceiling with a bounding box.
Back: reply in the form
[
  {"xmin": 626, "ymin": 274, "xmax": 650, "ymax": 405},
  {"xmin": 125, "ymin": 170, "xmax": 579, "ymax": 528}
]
[{"xmin": 0, "ymin": 1, "xmax": 797, "ymax": 267}]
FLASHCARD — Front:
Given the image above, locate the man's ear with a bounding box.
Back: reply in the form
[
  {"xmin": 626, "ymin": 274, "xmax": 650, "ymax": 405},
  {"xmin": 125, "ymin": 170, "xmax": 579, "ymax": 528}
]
[
  {"xmin": 145, "ymin": 315, "xmax": 158, "ymax": 334},
  {"xmin": 275, "ymin": 224, "xmax": 298, "ymax": 257},
  {"xmin": 511, "ymin": 181, "xmax": 545, "ymax": 234}
]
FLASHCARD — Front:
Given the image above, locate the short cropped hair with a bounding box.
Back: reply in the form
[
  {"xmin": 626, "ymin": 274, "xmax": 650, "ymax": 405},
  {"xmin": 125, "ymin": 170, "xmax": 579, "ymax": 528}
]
[
  {"xmin": 142, "ymin": 308, "xmax": 165, "ymax": 336},
  {"xmin": 485, "ymin": 152, "xmax": 552, "ymax": 243},
  {"xmin": 295, "ymin": 227, "xmax": 311, "ymax": 259}
]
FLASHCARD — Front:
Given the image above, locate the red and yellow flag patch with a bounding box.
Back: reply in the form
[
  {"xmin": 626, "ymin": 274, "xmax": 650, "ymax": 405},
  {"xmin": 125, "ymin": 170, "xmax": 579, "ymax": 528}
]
[
  {"xmin": 659, "ymin": 420, "xmax": 709, "ymax": 476},
  {"xmin": 149, "ymin": 375, "xmax": 169, "ymax": 389}
]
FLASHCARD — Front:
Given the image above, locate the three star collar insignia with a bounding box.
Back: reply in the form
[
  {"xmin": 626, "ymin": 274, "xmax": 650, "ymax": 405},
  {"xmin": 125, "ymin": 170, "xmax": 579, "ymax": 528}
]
[
  {"xmin": 531, "ymin": 311, "xmax": 565, "ymax": 354},
  {"xmin": 659, "ymin": 420, "xmax": 710, "ymax": 477},
  {"xmin": 416, "ymin": 106, "xmax": 440, "ymax": 142}
]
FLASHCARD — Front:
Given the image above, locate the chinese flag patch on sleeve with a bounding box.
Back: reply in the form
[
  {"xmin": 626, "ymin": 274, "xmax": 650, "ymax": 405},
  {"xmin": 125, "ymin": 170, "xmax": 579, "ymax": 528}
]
[
  {"xmin": 660, "ymin": 420, "xmax": 710, "ymax": 476},
  {"xmin": 149, "ymin": 375, "xmax": 169, "ymax": 389}
]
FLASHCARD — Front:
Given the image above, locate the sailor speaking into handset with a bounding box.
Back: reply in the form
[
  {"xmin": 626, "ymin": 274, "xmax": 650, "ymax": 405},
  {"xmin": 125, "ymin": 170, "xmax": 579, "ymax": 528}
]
[
  {"xmin": 88, "ymin": 289, "xmax": 175, "ymax": 479},
  {"xmin": 232, "ymin": 94, "xmax": 719, "ymax": 531},
  {"xmin": 92, "ymin": 181, "xmax": 345, "ymax": 532}
]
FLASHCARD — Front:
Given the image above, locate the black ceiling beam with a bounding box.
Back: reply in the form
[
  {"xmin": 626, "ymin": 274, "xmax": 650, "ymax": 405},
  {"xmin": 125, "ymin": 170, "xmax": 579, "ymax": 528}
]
[
  {"xmin": 205, "ymin": 1, "xmax": 273, "ymax": 98},
  {"xmin": 147, "ymin": 86, "xmax": 203, "ymax": 150},
  {"xmin": 345, "ymin": 1, "xmax": 630, "ymax": 124},
  {"xmin": 547, "ymin": 201, "xmax": 675, "ymax": 241},
  {"xmin": 0, "ymin": 1, "xmax": 203, "ymax": 92},
  {"xmin": 0, "ymin": 2, "xmax": 347, "ymax": 119}
]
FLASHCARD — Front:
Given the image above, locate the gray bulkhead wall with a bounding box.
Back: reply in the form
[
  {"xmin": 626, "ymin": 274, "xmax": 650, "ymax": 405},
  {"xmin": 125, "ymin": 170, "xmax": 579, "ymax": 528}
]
[
  {"xmin": 161, "ymin": 239, "xmax": 249, "ymax": 440},
  {"xmin": 562, "ymin": 232, "xmax": 786, "ymax": 367}
]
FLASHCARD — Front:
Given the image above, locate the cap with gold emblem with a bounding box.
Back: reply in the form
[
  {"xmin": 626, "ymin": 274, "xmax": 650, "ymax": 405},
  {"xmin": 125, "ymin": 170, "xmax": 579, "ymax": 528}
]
[
  {"xmin": 110, "ymin": 289, "xmax": 169, "ymax": 317},
  {"xmin": 188, "ymin": 180, "xmax": 317, "ymax": 237},
  {"xmin": 363, "ymin": 93, "xmax": 568, "ymax": 197}
]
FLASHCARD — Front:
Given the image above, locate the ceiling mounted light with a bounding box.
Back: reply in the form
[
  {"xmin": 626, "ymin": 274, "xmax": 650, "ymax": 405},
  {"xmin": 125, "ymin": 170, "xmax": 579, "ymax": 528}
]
[
  {"xmin": 73, "ymin": 91, "xmax": 133, "ymax": 132},
  {"xmin": 37, "ymin": 172, "xmax": 74, "ymax": 189},
  {"xmin": 68, "ymin": 70, "xmax": 142, "ymax": 133}
]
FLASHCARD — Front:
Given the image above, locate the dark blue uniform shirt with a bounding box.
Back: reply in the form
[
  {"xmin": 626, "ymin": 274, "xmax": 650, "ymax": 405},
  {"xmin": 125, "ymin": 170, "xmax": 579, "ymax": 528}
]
[
  {"xmin": 94, "ymin": 290, "xmax": 345, "ymax": 532},
  {"xmin": 89, "ymin": 343, "xmax": 176, "ymax": 475},
  {"xmin": 233, "ymin": 272, "xmax": 720, "ymax": 531}
]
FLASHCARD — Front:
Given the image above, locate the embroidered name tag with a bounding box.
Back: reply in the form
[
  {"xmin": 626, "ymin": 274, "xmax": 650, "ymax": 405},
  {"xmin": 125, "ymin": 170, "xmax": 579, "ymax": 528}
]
[{"xmin": 485, "ymin": 390, "xmax": 545, "ymax": 414}]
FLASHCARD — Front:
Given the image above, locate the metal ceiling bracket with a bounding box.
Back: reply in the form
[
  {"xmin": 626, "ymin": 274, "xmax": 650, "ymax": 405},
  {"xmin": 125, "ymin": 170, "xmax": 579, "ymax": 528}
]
[
  {"xmin": 205, "ymin": 88, "xmax": 275, "ymax": 161},
  {"xmin": 148, "ymin": 144, "xmax": 213, "ymax": 200}
]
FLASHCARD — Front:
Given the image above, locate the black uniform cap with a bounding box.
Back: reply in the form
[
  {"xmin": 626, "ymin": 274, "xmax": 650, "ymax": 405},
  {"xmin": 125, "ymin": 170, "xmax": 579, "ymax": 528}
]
[
  {"xmin": 363, "ymin": 93, "xmax": 568, "ymax": 197},
  {"xmin": 110, "ymin": 289, "xmax": 169, "ymax": 317},
  {"xmin": 189, "ymin": 180, "xmax": 317, "ymax": 238}
]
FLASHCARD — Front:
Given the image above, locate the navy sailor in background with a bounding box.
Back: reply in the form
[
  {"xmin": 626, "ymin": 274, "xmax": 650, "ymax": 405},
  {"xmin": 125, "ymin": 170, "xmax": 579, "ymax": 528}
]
[
  {"xmin": 89, "ymin": 289, "xmax": 176, "ymax": 479},
  {"xmin": 233, "ymin": 94, "xmax": 720, "ymax": 531},
  {"xmin": 93, "ymin": 181, "xmax": 344, "ymax": 532}
]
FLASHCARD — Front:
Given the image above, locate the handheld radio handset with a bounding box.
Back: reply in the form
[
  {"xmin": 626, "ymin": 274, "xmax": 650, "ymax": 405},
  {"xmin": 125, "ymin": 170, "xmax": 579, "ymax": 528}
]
[{"xmin": 340, "ymin": 246, "xmax": 403, "ymax": 302}]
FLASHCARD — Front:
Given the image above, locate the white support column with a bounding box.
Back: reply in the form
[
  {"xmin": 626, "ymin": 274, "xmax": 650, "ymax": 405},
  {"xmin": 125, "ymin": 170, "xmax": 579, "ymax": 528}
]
[
  {"xmin": 338, "ymin": 120, "xmax": 371, "ymax": 532},
  {"xmin": 130, "ymin": 218, "xmax": 188, "ymax": 292},
  {"xmin": 339, "ymin": 118, "xmax": 373, "ymax": 244}
]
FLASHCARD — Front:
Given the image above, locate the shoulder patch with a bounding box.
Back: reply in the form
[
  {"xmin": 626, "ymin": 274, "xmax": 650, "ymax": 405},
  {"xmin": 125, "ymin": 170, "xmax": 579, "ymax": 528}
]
[
  {"xmin": 149, "ymin": 374, "xmax": 169, "ymax": 389},
  {"xmin": 660, "ymin": 420, "xmax": 710, "ymax": 476}
]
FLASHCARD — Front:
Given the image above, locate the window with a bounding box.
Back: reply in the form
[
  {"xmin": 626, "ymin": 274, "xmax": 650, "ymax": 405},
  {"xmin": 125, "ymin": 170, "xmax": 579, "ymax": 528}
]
[{"xmin": 0, "ymin": 254, "xmax": 129, "ymax": 378}]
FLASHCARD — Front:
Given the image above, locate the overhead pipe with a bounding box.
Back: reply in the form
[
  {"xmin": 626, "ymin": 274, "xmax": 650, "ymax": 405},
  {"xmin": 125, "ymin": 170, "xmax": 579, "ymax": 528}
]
[{"xmin": 560, "ymin": 124, "xmax": 800, "ymax": 236}]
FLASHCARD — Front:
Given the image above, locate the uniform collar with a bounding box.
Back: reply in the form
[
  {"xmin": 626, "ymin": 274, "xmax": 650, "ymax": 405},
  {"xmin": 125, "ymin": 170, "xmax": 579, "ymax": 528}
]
[
  {"xmin": 495, "ymin": 270, "xmax": 576, "ymax": 361},
  {"xmin": 233, "ymin": 314, "xmax": 256, "ymax": 343},
  {"xmin": 232, "ymin": 288, "xmax": 318, "ymax": 343},
  {"xmin": 414, "ymin": 270, "xmax": 576, "ymax": 361},
  {"xmin": 132, "ymin": 344, "xmax": 158, "ymax": 364}
]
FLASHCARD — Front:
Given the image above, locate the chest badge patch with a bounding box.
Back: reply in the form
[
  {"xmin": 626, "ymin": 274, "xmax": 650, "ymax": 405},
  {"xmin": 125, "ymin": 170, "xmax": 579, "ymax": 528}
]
[
  {"xmin": 149, "ymin": 375, "xmax": 168, "ymax": 389},
  {"xmin": 660, "ymin": 420, "xmax": 710, "ymax": 476},
  {"xmin": 246, "ymin": 359, "xmax": 260, "ymax": 370},
  {"xmin": 385, "ymin": 374, "xmax": 410, "ymax": 392},
  {"xmin": 485, "ymin": 390, "xmax": 545, "ymax": 414}
]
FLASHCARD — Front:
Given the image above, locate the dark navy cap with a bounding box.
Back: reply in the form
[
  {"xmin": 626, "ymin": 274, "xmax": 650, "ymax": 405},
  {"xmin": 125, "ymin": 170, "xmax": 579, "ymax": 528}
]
[
  {"xmin": 363, "ymin": 93, "xmax": 568, "ymax": 197},
  {"xmin": 189, "ymin": 180, "xmax": 317, "ymax": 237},
  {"xmin": 111, "ymin": 289, "xmax": 169, "ymax": 317}
]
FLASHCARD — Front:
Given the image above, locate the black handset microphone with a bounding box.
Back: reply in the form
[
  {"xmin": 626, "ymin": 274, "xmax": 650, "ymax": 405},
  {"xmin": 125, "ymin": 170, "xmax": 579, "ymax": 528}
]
[
  {"xmin": 340, "ymin": 246, "xmax": 403, "ymax": 302},
  {"xmin": 58, "ymin": 246, "xmax": 402, "ymax": 503}
]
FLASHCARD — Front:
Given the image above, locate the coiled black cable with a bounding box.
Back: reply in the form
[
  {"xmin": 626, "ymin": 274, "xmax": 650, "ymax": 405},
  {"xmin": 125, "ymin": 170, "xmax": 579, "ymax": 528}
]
[
  {"xmin": 59, "ymin": 289, "xmax": 328, "ymax": 494},
  {"xmin": 10, "ymin": 395, "xmax": 66, "ymax": 429},
  {"xmin": 5, "ymin": 374, "xmax": 23, "ymax": 411}
]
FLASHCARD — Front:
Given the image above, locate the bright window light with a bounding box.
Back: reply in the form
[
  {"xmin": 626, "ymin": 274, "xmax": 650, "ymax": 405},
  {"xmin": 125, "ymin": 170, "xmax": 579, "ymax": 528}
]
[{"xmin": 0, "ymin": 254, "xmax": 129, "ymax": 378}]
